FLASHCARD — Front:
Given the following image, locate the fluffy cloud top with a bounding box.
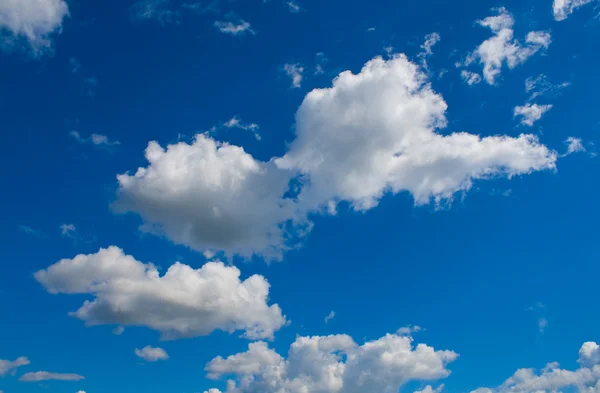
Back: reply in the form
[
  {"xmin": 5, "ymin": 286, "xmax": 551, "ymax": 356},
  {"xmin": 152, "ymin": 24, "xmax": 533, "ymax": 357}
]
[
  {"xmin": 0, "ymin": 356, "xmax": 30, "ymax": 376},
  {"xmin": 0, "ymin": 0, "xmax": 69, "ymax": 55},
  {"xmin": 462, "ymin": 8, "xmax": 551, "ymax": 84},
  {"xmin": 204, "ymin": 332, "xmax": 457, "ymax": 393},
  {"xmin": 553, "ymin": 0, "xmax": 596, "ymax": 20},
  {"xmin": 277, "ymin": 54, "xmax": 557, "ymax": 210},
  {"xmin": 19, "ymin": 371, "xmax": 84, "ymax": 382},
  {"xmin": 34, "ymin": 246, "xmax": 287, "ymax": 340},
  {"xmin": 116, "ymin": 53, "xmax": 558, "ymax": 259},
  {"xmin": 135, "ymin": 346, "xmax": 169, "ymax": 362}
]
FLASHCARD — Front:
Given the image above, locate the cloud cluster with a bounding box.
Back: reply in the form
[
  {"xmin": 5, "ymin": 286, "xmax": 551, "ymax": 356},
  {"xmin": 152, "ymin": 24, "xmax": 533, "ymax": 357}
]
[
  {"xmin": 204, "ymin": 332, "xmax": 458, "ymax": 393},
  {"xmin": 34, "ymin": 246, "xmax": 287, "ymax": 340},
  {"xmin": 116, "ymin": 53, "xmax": 558, "ymax": 259},
  {"xmin": 470, "ymin": 342, "xmax": 600, "ymax": 393},
  {"xmin": 553, "ymin": 0, "xmax": 597, "ymax": 20},
  {"xmin": 461, "ymin": 8, "xmax": 551, "ymax": 84},
  {"xmin": 0, "ymin": 0, "xmax": 69, "ymax": 55}
]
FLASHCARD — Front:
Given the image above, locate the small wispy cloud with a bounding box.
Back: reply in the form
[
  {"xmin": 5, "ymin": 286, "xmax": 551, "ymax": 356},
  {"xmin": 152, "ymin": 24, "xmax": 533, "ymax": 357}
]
[
  {"xmin": 70, "ymin": 131, "xmax": 120, "ymax": 147},
  {"xmin": 283, "ymin": 63, "xmax": 304, "ymax": 88},
  {"xmin": 20, "ymin": 371, "xmax": 85, "ymax": 382},
  {"xmin": 461, "ymin": 70, "xmax": 482, "ymax": 85},
  {"xmin": 324, "ymin": 311, "xmax": 335, "ymax": 324},
  {"xmin": 60, "ymin": 223, "xmax": 77, "ymax": 239},
  {"xmin": 214, "ymin": 19, "xmax": 255, "ymax": 35},
  {"xmin": 563, "ymin": 137, "xmax": 587, "ymax": 156},
  {"xmin": 286, "ymin": 1, "xmax": 301, "ymax": 12},
  {"xmin": 538, "ymin": 318, "xmax": 548, "ymax": 333},
  {"xmin": 525, "ymin": 74, "xmax": 570, "ymax": 101},
  {"xmin": 223, "ymin": 116, "xmax": 261, "ymax": 140},
  {"xmin": 397, "ymin": 325, "xmax": 423, "ymax": 336},
  {"xmin": 418, "ymin": 32, "xmax": 441, "ymax": 69},
  {"xmin": 314, "ymin": 52, "xmax": 327, "ymax": 75},
  {"xmin": 18, "ymin": 225, "xmax": 40, "ymax": 237},
  {"xmin": 514, "ymin": 103, "xmax": 553, "ymax": 126},
  {"xmin": 130, "ymin": 0, "xmax": 179, "ymax": 24},
  {"xmin": 69, "ymin": 58, "xmax": 98, "ymax": 96}
]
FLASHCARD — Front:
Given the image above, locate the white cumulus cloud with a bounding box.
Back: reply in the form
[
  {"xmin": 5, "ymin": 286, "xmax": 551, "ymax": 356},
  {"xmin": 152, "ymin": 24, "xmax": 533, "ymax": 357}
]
[
  {"xmin": 553, "ymin": 0, "xmax": 597, "ymax": 20},
  {"xmin": 34, "ymin": 246, "xmax": 287, "ymax": 340},
  {"xmin": 277, "ymin": 54, "xmax": 557, "ymax": 211},
  {"xmin": 0, "ymin": 0, "xmax": 69, "ymax": 55},
  {"xmin": 114, "ymin": 135, "xmax": 299, "ymax": 259},
  {"xmin": 461, "ymin": 8, "xmax": 551, "ymax": 85},
  {"xmin": 204, "ymin": 332, "xmax": 458, "ymax": 393},
  {"xmin": 135, "ymin": 346, "xmax": 169, "ymax": 362},
  {"xmin": 514, "ymin": 103, "xmax": 553, "ymax": 126}
]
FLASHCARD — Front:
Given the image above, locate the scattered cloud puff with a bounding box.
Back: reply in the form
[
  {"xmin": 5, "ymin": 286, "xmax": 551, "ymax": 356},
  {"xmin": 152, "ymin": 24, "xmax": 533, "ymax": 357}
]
[
  {"xmin": 60, "ymin": 223, "xmax": 77, "ymax": 238},
  {"xmin": 34, "ymin": 246, "xmax": 287, "ymax": 340},
  {"xmin": 461, "ymin": 8, "xmax": 551, "ymax": 84},
  {"xmin": 315, "ymin": 52, "xmax": 327, "ymax": 75},
  {"xmin": 461, "ymin": 70, "xmax": 482, "ymax": 85},
  {"xmin": 0, "ymin": 357, "xmax": 30, "ymax": 376},
  {"xmin": 324, "ymin": 311, "xmax": 335, "ymax": 323},
  {"xmin": 117, "ymin": 53, "xmax": 558, "ymax": 260},
  {"xmin": 469, "ymin": 342, "xmax": 600, "ymax": 393},
  {"xmin": 397, "ymin": 325, "xmax": 423, "ymax": 336},
  {"xmin": 223, "ymin": 116, "xmax": 261, "ymax": 140},
  {"xmin": 0, "ymin": 0, "xmax": 69, "ymax": 56},
  {"xmin": 553, "ymin": 0, "xmax": 597, "ymax": 20},
  {"xmin": 19, "ymin": 371, "xmax": 84, "ymax": 382},
  {"xmin": 564, "ymin": 137, "xmax": 586, "ymax": 156},
  {"xmin": 418, "ymin": 32, "xmax": 441, "ymax": 69},
  {"xmin": 113, "ymin": 326, "xmax": 125, "ymax": 335},
  {"xmin": 525, "ymin": 74, "xmax": 570, "ymax": 101},
  {"xmin": 70, "ymin": 131, "xmax": 120, "ymax": 147},
  {"xmin": 204, "ymin": 332, "xmax": 458, "ymax": 393},
  {"xmin": 538, "ymin": 318, "xmax": 548, "ymax": 333},
  {"xmin": 514, "ymin": 103, "xmax": 553, "ymax": 126},
  {"xmin": 214, "ymin": 20, "xmax": 255, "ymax": 36},
  {"xmin": 283, "ymin": 63, "xmax": 304, "ymax": 88},
  {"xmin": 135, "ymin": 346, "xmax": 169, "ymax": 362},
  {"xmin": 286, "ymin": 1, "xmax": 300, "ymax": 13}
]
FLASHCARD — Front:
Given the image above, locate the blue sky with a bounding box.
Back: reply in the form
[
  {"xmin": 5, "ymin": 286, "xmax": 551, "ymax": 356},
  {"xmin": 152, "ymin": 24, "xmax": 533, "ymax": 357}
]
[{"xmin": 1, "ymin": 0, "xmax": 600, "ymax": 392}]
